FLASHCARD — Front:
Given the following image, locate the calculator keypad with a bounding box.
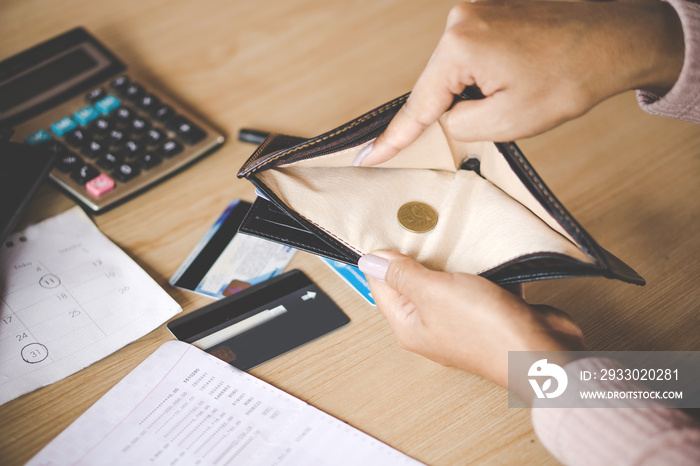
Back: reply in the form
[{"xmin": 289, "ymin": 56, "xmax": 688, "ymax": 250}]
[
  {"xmin": 139, "ymin": 152, "xmax": 162, "ymax": 169},
  {"xmin": 55, "ymin": 152, "xmax": 81, "ymax": 173},
  {"xmin": 138, "ymin": 94, "xmax": 160, "ymax": 112},
  {"xmin": 154, "ymin": 104, "xmax": 175, "ymax": 122},
  {"xmin": 20, "ymin": 73, "xmax": 221, "ymax": 212},
  {"xmin": 71, "ymin": 164, "xmax": 100, "ymax": 184},
  {"xmin": 85, "ymin": 88, "xmax": 107, "ymax": 103},
  {"xmin": 113, "ymin": 162, "xmax": 141, "ymax": 182},
  {"xmin": 97, "ymin": 151, "xmax": 123, "ymax": 170},
  {"xmin": 73, "ymin": 106, "xmax": 100, "ymax": 126},
  {"xmin": 168, "ymin": 115, "xmax": 207, "ymax": 145},
  {"xmin": 65, "ymin": 128, "xmax": 88, "ymax": 147},
  {"xmin": 85, "ymin": 173, "xmax": 115, "ymax": 199},
  {"xmin": 110, "ymin": 76, "xmax": 129, "ymax": 92},
  {"xmin": 160, "ymin": 140, "xmax": 183, "ymax": 158},
  {"xmin": 94, "ymin": 95, "xmax": 121, "ymax": 115}
]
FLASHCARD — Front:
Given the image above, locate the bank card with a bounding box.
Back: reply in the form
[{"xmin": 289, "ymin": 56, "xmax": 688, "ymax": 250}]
[
  {"xmin": 170, "ymin": 200, "xmax": 296, "ymax": 299},
  {"xmin": 167, "ymin": 269, "xmax": 350, "ymax": 370},
  {"xmin": 320, "ymin": 257, "xmax": 375, "ymax": 305}
]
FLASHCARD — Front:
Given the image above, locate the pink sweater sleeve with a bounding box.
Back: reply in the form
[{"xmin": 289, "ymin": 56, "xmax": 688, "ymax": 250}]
[
  {"xmin": 637, "ymin": 0, "xmax": 700, "ymax": 123},
  {"xmin": 531, "ymin": 358, "xmax": 700, "ymax": 466}
]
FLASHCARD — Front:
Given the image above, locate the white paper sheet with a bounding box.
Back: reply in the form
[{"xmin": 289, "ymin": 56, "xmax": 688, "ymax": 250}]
[
  {"xmin": 29, "ymin": 341, "xmax": 422, "ymax": 465},
  {"xmin": 0, "ymin": 207, "xmax": 181, "ymax": 405}
]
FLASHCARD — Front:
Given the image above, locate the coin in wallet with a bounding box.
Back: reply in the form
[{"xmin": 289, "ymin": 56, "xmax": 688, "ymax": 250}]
[{"xmin": 397, "ymin": 202, "xmax": 438, "ymax": 233}]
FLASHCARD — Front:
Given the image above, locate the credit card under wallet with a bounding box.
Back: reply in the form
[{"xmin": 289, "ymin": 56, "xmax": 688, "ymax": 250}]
[{"xmin": 167, "ymin": 270, "xmax": 350, "ymax": 370}]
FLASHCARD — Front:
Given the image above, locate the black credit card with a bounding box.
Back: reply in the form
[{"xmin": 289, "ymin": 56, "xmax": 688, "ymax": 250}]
[{"xmin": 167, "ymin": 269, "xmax": 350, "ymax": 370}]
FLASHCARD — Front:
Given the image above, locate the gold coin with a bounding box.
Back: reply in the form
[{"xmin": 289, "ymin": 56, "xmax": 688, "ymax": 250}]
[{"xmin": 397, "ymin": 202, "xmax": 438, "ymax": 233}]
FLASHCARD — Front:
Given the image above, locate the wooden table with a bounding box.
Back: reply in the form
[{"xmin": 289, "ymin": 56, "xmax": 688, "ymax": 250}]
[{"xmin": 1, "ymin": 0, "xmax": 699, "ymax": 464}]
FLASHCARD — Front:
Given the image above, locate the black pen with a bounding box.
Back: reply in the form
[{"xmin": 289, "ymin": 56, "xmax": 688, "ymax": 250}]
[{"xmin": 237, "ymin": 128, "xmax": 271, "ymax": 145}]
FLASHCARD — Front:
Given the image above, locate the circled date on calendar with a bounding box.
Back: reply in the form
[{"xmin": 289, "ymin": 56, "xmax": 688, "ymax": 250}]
[{"xmin": 0, "ymin": 207, "xmax": 181, "ymax": 406}]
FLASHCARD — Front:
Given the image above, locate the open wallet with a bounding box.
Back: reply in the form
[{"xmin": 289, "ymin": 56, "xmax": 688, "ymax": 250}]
[{"xmin": 237, "ymin": 92, "xmax": 645, "ymax": 286}]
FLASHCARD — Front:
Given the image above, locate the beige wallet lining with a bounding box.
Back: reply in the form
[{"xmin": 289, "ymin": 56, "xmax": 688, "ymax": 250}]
[{"xmin": 257, "ymin": 118, "xmax": 593, "ymax": 274}]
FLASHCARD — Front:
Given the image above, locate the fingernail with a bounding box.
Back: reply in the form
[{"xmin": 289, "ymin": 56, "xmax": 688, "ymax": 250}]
[
  {"xmin": 352, "ymin": 141, "xmax": 374, "ymax": 167},
  {"xmin": 358, "ymin": 254, "xmax": 389, "ymax": 281}
]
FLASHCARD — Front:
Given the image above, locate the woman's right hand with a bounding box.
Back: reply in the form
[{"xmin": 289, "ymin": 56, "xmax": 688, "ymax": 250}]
[{"xmin": 354, "ymin": 1, "xmax": 684, "ymax": 167}]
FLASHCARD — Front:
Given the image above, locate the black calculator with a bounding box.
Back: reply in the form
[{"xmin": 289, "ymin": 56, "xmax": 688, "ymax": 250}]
[{"xmin": 0, "ymin": 27, "xmax": 224, "ymax": 213}]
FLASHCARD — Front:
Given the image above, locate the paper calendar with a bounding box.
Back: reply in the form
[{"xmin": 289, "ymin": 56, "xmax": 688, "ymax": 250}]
[{"xmin": 0, "ymin": 207, "xmax": 181, "ymax": 405}]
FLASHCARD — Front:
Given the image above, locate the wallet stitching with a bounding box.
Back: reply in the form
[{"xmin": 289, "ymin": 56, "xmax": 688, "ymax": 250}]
[
  {"xmin": 475, "ymin": 252, "xmax": 556, "ymax": 276},
  {"xmin": 293, "ymin": 211, "xmax": 363, "ymax": 256},
  {"xmin": 475, "ymin": 253, "xmax": 578, "ymax": 276},
  {"xmin": 240, "ymin": 136, "xmax": 273, "ymax": 172},
  {"xmin": 246, "ymin": 96, "xmax": 408, "ymax": 174},
  {"xmin": 475, "ymin": 251, "xmax": 599, "ymax": 276},
  {"xmin": 285, "ymin": 145, "xmax": 359, "ymax": 166},
  {"xmin": 255, "ymin": 133, "xmax": 275, "ymax": 159},
  {"xmin": 494, "ymin": 271, "xmax": 600, "ymax": 284},
  {"xmin": 507, "ymin": 145, "xmax": 590, "ymax": 252}
]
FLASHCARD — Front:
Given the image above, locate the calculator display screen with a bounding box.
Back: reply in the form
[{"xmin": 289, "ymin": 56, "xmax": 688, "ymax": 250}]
[
  {"xmin": 0, "ymin": 28, "xmax": 125, "ymax": 126},
  {"xmin": 0, "ymin": 49, "xmax": 97, "ymax": 113}
]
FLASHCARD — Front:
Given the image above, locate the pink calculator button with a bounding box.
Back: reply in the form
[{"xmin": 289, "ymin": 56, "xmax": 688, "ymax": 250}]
[{"xmin": 86, "ymin": 174, "xmax": 115, "ymax": 199}]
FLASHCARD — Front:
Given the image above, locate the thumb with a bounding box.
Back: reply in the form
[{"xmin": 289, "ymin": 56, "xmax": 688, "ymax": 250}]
[{"xmin": 358, "ymin": 251, "xmax": 439, "ymax": 302}]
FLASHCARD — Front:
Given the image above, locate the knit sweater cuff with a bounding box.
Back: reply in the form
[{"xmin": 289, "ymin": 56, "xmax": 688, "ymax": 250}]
[
  {"xmin": 637, "ymin": 0, "xmax": 700, "ymax": 124},
  {"xmin": 531, "ymin": 357, "xmax": 700, "ymax": 466}
]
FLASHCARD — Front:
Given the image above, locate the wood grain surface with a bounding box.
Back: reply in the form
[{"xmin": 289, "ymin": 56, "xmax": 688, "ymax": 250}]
[{"xmin": 1, "ymin": 1, "xmax": 698, "ymax": 464}]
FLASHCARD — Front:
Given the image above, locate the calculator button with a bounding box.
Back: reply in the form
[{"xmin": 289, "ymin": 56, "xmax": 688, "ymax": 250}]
[
  {"xmin": 86, "ymin": 88, "xmax": 106, "ymax": 103},
  {"xmin": 25, "ymin": 129, "xmax": 52, "ymax": 146},
  {"xmin": 74, "ymin": 106, "xmax": 100, "ymax": 126},
  {"xmin": 153, "ymin": 104, "xmax": 175, "ymax": 122},
  {"xmin": 109, "ymin": 129, "xmax": 126, "ymax": 145},
  {"xmin": 130, "ymin": 117, "xmax": 150, "ymax": 135},
  {"xmin": 167, "ymin": 116, "xmax": 206, "ymax": 145},
  {"xmin": 114, "ymin": 107, "xmax": 134, "ymax": 125},
  {"xmin": 113, "ymin": 162, "xmax": 140, "ymax": 182},
  {"xmin": 64, "ymin": 128, "xmax": 90, "ymax": 147},
  {"xmin": 159, "ymin": 139, "xmax": 183, "ymax": 158},
  {"xmin": 86, "ymin": 174, "xmax": 116, "ymax": 199},
  {"xmin": 97, "ymin": 151, "xmax": 124, "ymax": 169},
  {"xmin": 110, "ymin": 76, "xmax": 130, "ymax": 92},
  {"xmin": 71, "ymin": 163, "xmax": 100, "ymax": 184},
  {"xmin": 95, "ymin": 95, "xmax": 122, "ymax": 115},
  {"xmin": 123, "ymin": 140, "xmax": 143, "ymax": 158},
  {"xmin": 83, "ymin": 140, "xmax": 107, "ymax": 159},
  {"xmin": 54, "ymin": 152, "xmax": 82, "ymax": 173},
  {"xmin": 137, "ymin": 94, "xmax": 160, "ymax": 112},
  {"xmin": 145, "ymin": 128, "xmax": 165, "ymax": 146},
  {"xmin": 50, "ymin": 117, "xmax": 77, "ymax": 137},
  {"xmin": 124, "ymin": 83, "xmax": 144, "ymax": 101},
  {"xmin": 138, "ymin": 152, "xmax": 162, "ymax": 169},
  {"xmin": 92, "ymin": 117, "xmax": 112, "ymax": 135}
]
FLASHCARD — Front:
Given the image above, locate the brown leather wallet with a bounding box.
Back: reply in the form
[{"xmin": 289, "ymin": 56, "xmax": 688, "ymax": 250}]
[{"xmin": 237, "ymin": 92, "xmax": 644, "ymax": 286}]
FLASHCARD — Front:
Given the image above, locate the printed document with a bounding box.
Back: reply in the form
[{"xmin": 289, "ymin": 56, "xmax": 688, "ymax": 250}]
[{"xmin": 29, "ymin": 341, "xmax": 422, "ymax": 465}]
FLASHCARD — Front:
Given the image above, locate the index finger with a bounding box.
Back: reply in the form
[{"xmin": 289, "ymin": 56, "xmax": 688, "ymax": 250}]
[{"xmin": 357, "ymin": 47, "xmax": 470, "ymax": 166}]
